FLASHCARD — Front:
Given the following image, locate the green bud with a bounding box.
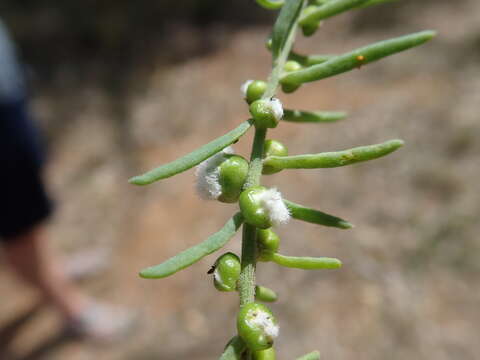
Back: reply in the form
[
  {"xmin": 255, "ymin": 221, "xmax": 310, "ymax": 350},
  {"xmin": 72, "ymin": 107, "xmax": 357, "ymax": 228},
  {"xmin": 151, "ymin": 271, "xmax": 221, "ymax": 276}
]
[
  {"xmin": 196, "ymin": 150, "xmax": 249, "ymax": 203},
  {"xmin": 246, "ymin": 80, "xmax": 268, "ymax": 104},
  {"xmin": 255, "ymin": 285, "xmax": 278, "ymax": 303},
  {"xmin": 257, "ymin": 229, "xmax": 280, "ymax": 261},
  {"xmin": 284, "ymin": 60, "xmax": 302, "ymax": 73},
  {"xmin": 300, "ymin": 5, "xmax": 321, "ymax": 37},
  {"xmin": 213, "ymin": 252, "xmax": 241, "ymax": 292},
  {"xmin": 253, "ymin": 347, "xmax": 276, "ymax": 360},
  {"xmin": 249, "ymin": 98, "xmax": 284, "ymax": 129},
  {"xmin": 266, "ymin": 38, "xmax": 273, "ymax": 50},
  {"xmin": 281, "ymin": 82, "xmax": 301, "ymax": 94},
  {"xmin": 218, "ymin": 154, "xmax": 249, "ymax": 203},
  {"xmin": 302, "ymin": 23, "xmax": 320, "ymax": 37},
  {"xmin": 239, "ymin": 186, "xmax": 291, "ymax": 229},
  {"xmin": 237, "ymin": 303, "xmax": 279, "ymax": 352},
  {"xmin": 262, "ymin": 140, "xmax": 288, "ymax": 175}
]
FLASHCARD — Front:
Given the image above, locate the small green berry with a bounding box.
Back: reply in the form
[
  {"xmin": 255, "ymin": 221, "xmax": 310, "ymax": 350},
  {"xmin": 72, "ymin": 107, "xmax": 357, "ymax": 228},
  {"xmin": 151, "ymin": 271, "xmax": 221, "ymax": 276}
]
[
  {"xmin": 213, "ymin": 252, "xmax": 241, "ymax": 292},
  {"xmin": 246, "ymin": 80, "xmax": 268, "ymax": 104},
  {"xmin": 237, "ymin": 302, "xmax": 279, "ymax": 352},
  {"xmin": 263, "ymin": 139, "xmax": 288, "ymax": 175},
  {"xmin": 196, "ymin": 149, "xmax": 248, "ymax": 203},
  {"xmin": 239, "ymin": 186, "xmax": 272, "ymax": 229},
  {"xmin": 265, "ymin": 38, "xmax": 273, "ymax": 50},
  {"xmin": 218, "ymin": 154, "xmax": 249, "ymax": 203},
  {"xmin": 239, "ymin": 186, "xmax": 290, "ymax": 229},
  {"xmin": 257, "ymin": 229, "xmax": 280, "ymax": 261},
  {"xmin": 253, "ymin": 347, "xmax": 276, "ymax": 360},
  {"xmin": 302, "ymin": 22, "xmax": 320, "ymax": 37},
  {"xmin": 281, "ymin": 82, "xmax": 301, "ymax": 93},
  {"xmin": 255, "ymin": 285, "xmax": 278, "ymax": 303},
  {"xmin": 249, "ymin": 98, "xmax": 284, "ymax": 129},
  {"xmin": 283, "ymin": 60, "xmax": 302, "ymax": 73},
  {"xmin": 300, "ymin": 5, "xmax": 321, "ymax": 37}
]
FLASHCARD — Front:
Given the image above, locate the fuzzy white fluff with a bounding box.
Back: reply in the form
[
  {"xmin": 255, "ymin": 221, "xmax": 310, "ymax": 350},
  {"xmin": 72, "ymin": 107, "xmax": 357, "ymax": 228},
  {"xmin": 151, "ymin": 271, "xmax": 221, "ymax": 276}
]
[
  {"xmin": 246, "ymin": 309, "xmax": 279, "ymax": 340},
  {"xmin": 269, "ymin": 98, "xmax": 284, "ymax": 121},
  {"xmin": 240, "ymin": 80, "xmax": 254, "ymax": 96},
  {"xmin": 258, "ymin": 188, "xmax": 290, "ymax": 226},
  {"xmin": 195, "ymin": 147, "xmax": 234, "ymax": 200}
]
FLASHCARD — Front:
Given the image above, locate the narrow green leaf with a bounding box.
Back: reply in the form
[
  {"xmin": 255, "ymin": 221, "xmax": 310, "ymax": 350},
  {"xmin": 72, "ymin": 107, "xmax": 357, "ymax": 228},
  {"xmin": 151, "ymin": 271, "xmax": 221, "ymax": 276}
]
[
  {"xmin": 312, "ymin": 0, "xmax": 329, "ymax": 5},
  {"xmin": 281, "ymin": 31, "xmax": 436, "ymax": 86},
  {"xmin": 129, "ymin": 120, "xmax": 252, "ymax": 185},
  {"xmin": 256, "ymin": 0, "xmax": 285, "ymax": 10},
  {"xmin": 272, "ymin": 253, "xmax": 342, "ymax": 269},
  {"xmin": 312, "ymin": 0, "xmax": 396, "ymax": 8},
  {"xmin": 358, "ymin": 0, "xmax": 396, "ymax": 8},
  {"xmin": 297, "ymin": 351, "xmax": 321, "ymax": 360},
  {"xmin": 264, "ymin": 139, "xmax": 404, "ymax": 170},
  {"xmin": 284, "ymin": 199, "xmax": 353, "ymax": 229},
  {"xmin": 139, "ymin": 213, "xmax": 244, "ymax": 279},
  {"xmin": 288, "ymin": 51, "xmax": 335, "ymax": 66},
  {"xmin": 283, "ymin": 109, "xmax": 347, "ymax": 123},
  {"xmin": 271, "ymin": 0, "xmax": 304, "ymax": 60},
  {"xmin": 255, "ymin": 285, "xmax": 278, "ymax": 302},
  {"xmin": 219, "ymin": 336, "xmax": 246, "ymax": 360},
  {"xmin": 299, "ymin": 0, "xmax": 370, "ymax": 26}
]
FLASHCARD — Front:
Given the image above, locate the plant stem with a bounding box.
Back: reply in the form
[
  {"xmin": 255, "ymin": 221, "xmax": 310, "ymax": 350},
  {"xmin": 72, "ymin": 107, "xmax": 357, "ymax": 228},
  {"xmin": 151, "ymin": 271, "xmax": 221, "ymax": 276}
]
[
  {"xmin": 238, "ymin": 127, "xmax": 267, "ymax": 307},
  {"xmin": 238, "ymin": 1, "xmax": 304, "ymax": 310}
]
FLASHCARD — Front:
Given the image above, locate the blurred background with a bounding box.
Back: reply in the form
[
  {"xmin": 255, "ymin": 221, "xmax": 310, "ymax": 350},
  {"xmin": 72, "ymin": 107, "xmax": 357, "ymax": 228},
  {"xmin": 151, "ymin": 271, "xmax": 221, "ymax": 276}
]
[{"xmin": 0, "ymin": 0, "xmax": 479, "ymax": 359}]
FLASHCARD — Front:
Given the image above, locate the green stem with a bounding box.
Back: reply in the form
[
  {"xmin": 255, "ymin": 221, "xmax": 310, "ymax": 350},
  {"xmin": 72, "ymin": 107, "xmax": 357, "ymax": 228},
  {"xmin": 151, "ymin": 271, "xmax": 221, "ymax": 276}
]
[
  {"xmin": 237, "ymin": 3, "xmax": 305, "ymax": 351},
  {"xmin": 239, "ymin": 127, "xmax": 267, "ymax": 307},
  {"xmin": 244, "ymin": 128, "xmax": 268, "ymax": 189},
  {"xmin": 239, "ymin": 223, "xmax": 258, "ymax": 306},
  {"xmin": 264, "ymin": 19, "xmax": 299, "ymax": 99}
]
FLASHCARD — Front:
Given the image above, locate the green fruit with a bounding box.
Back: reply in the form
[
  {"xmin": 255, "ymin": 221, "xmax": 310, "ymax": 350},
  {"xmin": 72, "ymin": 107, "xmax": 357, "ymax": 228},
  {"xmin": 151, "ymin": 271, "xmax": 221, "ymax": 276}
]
[
  {"xmin": 300, "ymin": 5, "xmax": 321, "ymax": 37},
  {"xmin": 281, "ymin": 82, "xmax": 301, "ymax": 93},
  {"xmin": 218, "ymin": 154, "xmax": 249, "ymax": 203},
  {"xmin": 265, "ymin": 38, "xmax": 273, "ymax": 50},
  {"xmin": 246, "ymin": 80, "xmax": 268, "ymax": 104},
  {"xmin": 239, "ymin": 186, "xmax": 272, "ymax": 229},
  {"xmin": 257, "ymin": 229, "xmax": 280, "ymax": 261},
  {"xmin": 213, "ymin": 252, "xmax": 241, "ymax": 292},
  {"xmin": 249, "ymin": 99, "xmax": 283, "ymax": 129},
  {"xmin": 237, "ymin": 303, "xmax": 279, "ymax": 352},
  {"xmin": 283, "ymin": 60, "xmax": 302, "ymax": 73},
  {"xmin": 262, "ymin": 140, "xmax": 288, "ymax": 175},
  {"xmin": 253, "ymin": 347, "xmax": 276, "ymax": 360},
  {"xmin": 302, "ymin": 22, "xmax": 320, "ymax": 37},
  {"xmin": 255, "ymin": 285, "xmax": 278, "ymax": 303}
]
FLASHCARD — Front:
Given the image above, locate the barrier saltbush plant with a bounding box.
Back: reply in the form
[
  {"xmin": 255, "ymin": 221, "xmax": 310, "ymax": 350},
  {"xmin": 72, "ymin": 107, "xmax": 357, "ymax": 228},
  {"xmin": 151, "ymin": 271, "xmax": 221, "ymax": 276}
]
[{"xmin": 129, "ymin": 0, "xmax": 435, "ymax": 358}]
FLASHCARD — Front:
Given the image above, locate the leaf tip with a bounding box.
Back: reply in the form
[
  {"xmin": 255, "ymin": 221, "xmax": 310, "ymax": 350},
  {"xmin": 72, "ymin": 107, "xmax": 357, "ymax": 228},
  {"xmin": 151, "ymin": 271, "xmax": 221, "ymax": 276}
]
[
  {"xmin": 339, "ymin": 220, "xmax": 354, "ymax": 229},
  {"xmin": 128, "ymin": 176, "xmax": 147, "ymax": 186},
  {"xmin": 139, "ymin": 267, "xmax": 157, "ymax": 279},
  {"xmin": 390, "ymin": 139, "xmax": 405, "ymax": 149},
  {"xmin": 423, "ymin": 30, "xmax": 437, "ymax": 40}
]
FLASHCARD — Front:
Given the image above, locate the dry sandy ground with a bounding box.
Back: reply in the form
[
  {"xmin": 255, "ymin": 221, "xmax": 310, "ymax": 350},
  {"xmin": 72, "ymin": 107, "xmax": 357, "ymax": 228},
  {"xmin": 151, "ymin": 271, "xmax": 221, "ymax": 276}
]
[{"xmin": 1, "ymin": 1, "xmax": 480, "ymax": 359}]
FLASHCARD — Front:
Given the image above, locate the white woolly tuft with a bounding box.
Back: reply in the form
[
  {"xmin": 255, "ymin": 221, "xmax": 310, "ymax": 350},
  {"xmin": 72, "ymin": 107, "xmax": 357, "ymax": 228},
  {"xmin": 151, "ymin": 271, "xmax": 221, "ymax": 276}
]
[
  {"xmin": 258, "ymin": 188, "xmax": 290, "ymax": 226},
  {"xmin": 246, "ymin": 309, "xmax": 279, "ymax": 340},
  {"xmin": 240, "ymin": 80, "xmax": 254, "ymax": 96},
  {"xmin": 269, "ymin": 98, "xmax": 284, "ymax": 121},
  {"xmin": 195, "ymin": 147, "xmax": 234, "ymax": 200}
]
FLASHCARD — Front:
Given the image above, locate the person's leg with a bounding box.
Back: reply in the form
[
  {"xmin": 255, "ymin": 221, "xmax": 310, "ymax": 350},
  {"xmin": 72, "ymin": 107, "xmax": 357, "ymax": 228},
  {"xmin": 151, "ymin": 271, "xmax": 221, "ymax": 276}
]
[
  {"xmin": 3, "ymin": 225, "xmax": 88, "ymax": 322},
  {"xmin": 3, "ymin": 224, "xmax": 136, "ymax": 342}
]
